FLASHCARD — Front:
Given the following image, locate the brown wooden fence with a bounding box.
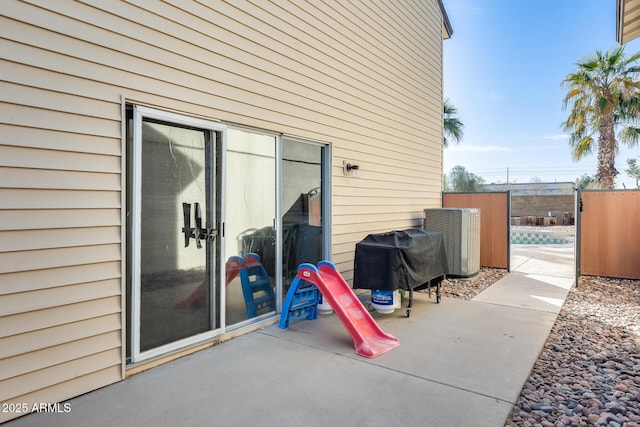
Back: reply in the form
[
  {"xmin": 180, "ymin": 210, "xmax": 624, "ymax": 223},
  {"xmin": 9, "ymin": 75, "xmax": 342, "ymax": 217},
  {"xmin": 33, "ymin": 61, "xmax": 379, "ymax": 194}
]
[
  {"xmin": 443, "ymin": 192, "xmax": 510, "ymax": 270},
  {"xmin": 578, "ymin": 190, "xmax": 640, "ymax": 279}
]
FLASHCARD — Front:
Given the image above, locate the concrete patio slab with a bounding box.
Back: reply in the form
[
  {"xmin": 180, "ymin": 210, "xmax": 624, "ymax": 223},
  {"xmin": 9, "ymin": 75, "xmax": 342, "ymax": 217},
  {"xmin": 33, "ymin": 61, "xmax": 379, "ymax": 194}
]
[
  {"xmin": 472, "ymin": 271, "xmax": 574, "ymax": 313},
  {"xmin": 510, "ymin": 245, "xmax": 575, "ymax": 279},
  {"xmin": 476, "ymin": 244, "xmax": 575, "ymax": 313},
  {"xmin": 267, "ymin": 293, "xmax": 556, "ymax": 404},
  {"xmin": 5, "ymin": 243, "xmax": 576, "ymax": 427},
  {"xmin": 7, "ymin": 330, "xmax": 514, "ymax": 427}
]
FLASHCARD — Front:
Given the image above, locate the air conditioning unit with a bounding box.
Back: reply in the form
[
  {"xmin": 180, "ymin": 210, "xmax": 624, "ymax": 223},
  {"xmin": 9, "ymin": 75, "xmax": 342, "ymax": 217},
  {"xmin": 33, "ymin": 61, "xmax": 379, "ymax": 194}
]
[{"xmin": 423, "ymin": 208, "xmax": 481, "ymax": 277}]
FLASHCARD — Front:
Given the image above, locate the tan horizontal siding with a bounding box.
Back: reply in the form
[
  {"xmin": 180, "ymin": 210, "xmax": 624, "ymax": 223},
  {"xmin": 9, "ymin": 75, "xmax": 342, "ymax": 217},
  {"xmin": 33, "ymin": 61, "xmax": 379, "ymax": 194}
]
[
  {"xmin": 333, "ymin": 185, "xmax": 439, "ymax": 200},
  {"xmin": 333, "ymin": 204, "xmax": 433, "ymax": 216},
  {"xmin": 332, "ymin": 193, "xmax": 433, "ymax": 206},
  {"xmin": 0, "ymin": 348, "xmax": 121, "ymax": 402},
  {"xmin": 334, "ymin": 145, "xmax": 443, "ymax": 170},
  {"xmin": 5, "ymin": 2, "xmax": 440, "ymax": 142},
  {"xmin": 333, "ymin": 211, "xmax": 427, "ymax": 226},
  {"xmin": 133, "ymin": 0, "xmax": 434, "ymax": 122},
  {"xmin": 1, "ymin": 13, "xmax": 423, "ymax": 142},
  {"xmin": 0, "ymin": 208, "xmax": 120, "ymax": 230},
  {"xmin": 0, "ymin": 296, "xmax": 121, "ymax": 338},
  {"xmin": 333, "ymin": 171, "xmax": 436, "ymax": 189},
  {"xmin": 0, "ymin": 244, "xmax": 121, "ymax": 274},
  {"xmin": 227, "ymin": 1, "xmax": 437, "ymax": 116},
  {"xmin": 0, "ymin": 314, "xmax": 121, "ymax": 359},
  {"xmin": 0, "ymin": 331, "xmax": 121, "ymax": 382},
  {"xmin": 0, "ymin": 80, "xmax": 120, "ymax": 122},
  {"xmin": 0, "ymin": 279, "xmax": 121, "ymax": 316},
  {"xmin": 0, "ymin": 124, "xmax": 121, "ymax": 155},
  {"xmin": 334, "ymin": 240, "xmax": 362, "ymax": 255},
  {"xmin": 7, "ymin": 0, "xmax": 158, "ymax": 414},
  {"xmin": 0, "ymin": 366, "xmax": 121, "ymax": 424},
  {"xmin": 304, "ymin": 1, "xmax": 441, "ymax": 105},
  {"xmin": 0, "ymin": 262, "xmax": 121, "ymax": 295},
  {"xmin": 0, "ymin": 102, "xmax": 120, "ymax": 138},
  {"xmin": 0, "ymin": 189, "xmax": 121, "ymax": 209},
  {"xmin": 333, "ymin": 152, "xmax": 443, "ymax": 176},
  {"xmin": 0, "ymin": 168, "xmax": 120, "ymax": 191},
  {"xmin": 0, "ymin": 59, "xmax": 121, "ymax": 105},
  {"xmin": 0, "ymin": 227, "xmax": 121, "ymax": 253},
  {"xmin": 332, "ymin": 218, "xmax": 425, "ymax": 237},
  {"xmin": 0, "ymin": 145, "xmax": 120, "ymax": 173}
]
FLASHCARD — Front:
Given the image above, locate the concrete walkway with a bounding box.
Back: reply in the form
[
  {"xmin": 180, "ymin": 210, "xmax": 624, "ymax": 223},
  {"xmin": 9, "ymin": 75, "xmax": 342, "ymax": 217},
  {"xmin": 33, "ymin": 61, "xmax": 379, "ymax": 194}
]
[{"xmin": 7, "ymin": 245, "xmax": 575, "ymax": 427}]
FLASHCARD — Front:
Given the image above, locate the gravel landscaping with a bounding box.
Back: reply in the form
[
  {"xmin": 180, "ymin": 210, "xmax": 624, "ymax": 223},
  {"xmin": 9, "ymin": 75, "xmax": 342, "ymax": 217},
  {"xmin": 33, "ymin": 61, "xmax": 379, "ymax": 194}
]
[
  {"xmin": 442, "ymin": 267, "xmax": 508, "ymax": 300},
  {"xmin": 444, "ymin": 267, "xmax": 640, "ymax": 427},
  {"xmin": 505, "ymin": 276, "xmax": 640, "ymax": 427}
]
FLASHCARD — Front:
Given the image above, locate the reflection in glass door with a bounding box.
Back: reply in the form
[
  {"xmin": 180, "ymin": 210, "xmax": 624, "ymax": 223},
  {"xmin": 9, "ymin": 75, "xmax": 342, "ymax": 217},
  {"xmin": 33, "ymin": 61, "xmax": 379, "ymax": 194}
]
[
  {"xmin": 130, "ymin": 107, "xmax": 224, "ymax": 361},
  {"xmin": 224, "ymin": 128, "xmax": 277, "ymax": 327},
  {"xmin": 281, "ymin": 139, "xmax": 327, "ymax": 288}
]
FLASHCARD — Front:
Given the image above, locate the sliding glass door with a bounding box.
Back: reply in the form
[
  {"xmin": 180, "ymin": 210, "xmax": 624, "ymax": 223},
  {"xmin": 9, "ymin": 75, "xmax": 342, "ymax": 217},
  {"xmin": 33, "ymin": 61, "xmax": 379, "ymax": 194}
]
[
  {"xmin": 127, "ymin": 107, "xmax": 330, "ymax": 360},
  {"xmin": 130, "ymin": 107, "xmax": 225, "ymax": 362}
]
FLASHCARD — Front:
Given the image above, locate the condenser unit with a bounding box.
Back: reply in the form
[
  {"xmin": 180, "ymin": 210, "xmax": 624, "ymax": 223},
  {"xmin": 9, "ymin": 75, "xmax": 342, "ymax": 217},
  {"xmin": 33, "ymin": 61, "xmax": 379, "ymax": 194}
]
[{"xmin": 423, "ymin": 208, "xmax": 481, "ymax": 277}]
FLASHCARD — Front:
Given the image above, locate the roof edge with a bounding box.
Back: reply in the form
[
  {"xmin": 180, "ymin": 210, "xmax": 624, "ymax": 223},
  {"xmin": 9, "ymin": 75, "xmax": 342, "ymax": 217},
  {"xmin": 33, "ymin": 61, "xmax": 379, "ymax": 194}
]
[
  {"xmin": 437, "ymin": 0, "xmax": 453, "ymax": 39},
  {"xmin": 617, "ymin": 0, "xmax": 625, "ymax": 43}
]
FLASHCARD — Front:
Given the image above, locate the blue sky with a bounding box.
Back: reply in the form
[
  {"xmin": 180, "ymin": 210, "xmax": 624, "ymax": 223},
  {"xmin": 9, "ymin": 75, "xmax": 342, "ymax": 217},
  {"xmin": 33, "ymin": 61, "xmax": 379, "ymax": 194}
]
[{"xmin": 443, "ymin": 0, "xmax": 640, "ymax": 188}]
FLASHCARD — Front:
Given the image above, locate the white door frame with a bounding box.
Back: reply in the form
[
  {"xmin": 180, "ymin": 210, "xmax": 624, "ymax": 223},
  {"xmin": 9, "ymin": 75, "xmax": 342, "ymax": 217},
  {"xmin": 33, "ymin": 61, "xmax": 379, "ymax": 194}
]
[{"xmin": 131, "ymin": 106, "xmax": 227, "ymax": 363}]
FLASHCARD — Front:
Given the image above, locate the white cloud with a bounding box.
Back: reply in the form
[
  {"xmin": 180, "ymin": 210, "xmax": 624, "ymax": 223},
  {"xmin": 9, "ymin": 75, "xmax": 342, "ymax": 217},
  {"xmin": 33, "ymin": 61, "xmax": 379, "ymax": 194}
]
[
  {"xmin": 451, "ymin": 1, "xmax": 482, "ymax": 14},
  {"xmin": 446, "ymin": 145, "xmax": 511, "ymax": 152},
  {"xmin": 543, "ymin": 134, "xmax": 569, "ymax": 141}
]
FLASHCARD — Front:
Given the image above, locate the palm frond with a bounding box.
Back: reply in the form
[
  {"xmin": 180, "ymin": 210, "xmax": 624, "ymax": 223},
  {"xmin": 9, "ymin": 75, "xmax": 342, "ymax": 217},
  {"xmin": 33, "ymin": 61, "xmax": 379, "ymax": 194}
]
[
  {"xmin": 570, "ymin": 135, "xmax": 595, "ymax": 160},
  {"xmin": 619, "ymin": 126, "xmax": 640, "ymax": 146},
  {"xmin": 443, "ymin": 99, "xmax": 464, "ymax": 147}
]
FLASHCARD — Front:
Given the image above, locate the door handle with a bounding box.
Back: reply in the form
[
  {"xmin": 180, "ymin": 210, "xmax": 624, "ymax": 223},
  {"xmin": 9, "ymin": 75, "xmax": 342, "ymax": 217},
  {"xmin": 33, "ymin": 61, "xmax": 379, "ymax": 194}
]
[{"xmin": 182, "ymin": 202, "xmax": 217, "ymax": 249}]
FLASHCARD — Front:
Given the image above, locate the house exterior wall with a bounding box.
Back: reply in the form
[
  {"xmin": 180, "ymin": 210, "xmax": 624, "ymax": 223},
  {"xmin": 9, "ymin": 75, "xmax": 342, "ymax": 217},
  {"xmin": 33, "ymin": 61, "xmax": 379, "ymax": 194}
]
[{"xmin": 0, "ymin": 0, "xmax": 445, "ymax": 420}]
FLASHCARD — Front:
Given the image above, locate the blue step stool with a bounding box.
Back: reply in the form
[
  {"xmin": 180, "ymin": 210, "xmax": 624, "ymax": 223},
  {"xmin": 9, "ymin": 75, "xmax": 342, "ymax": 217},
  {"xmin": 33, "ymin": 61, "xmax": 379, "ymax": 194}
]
[
  {"xmin": 279, "ymin": 263, "xmax": 320, "ymax": 329},
  {"xmin": 240, "ymin": 253, "xmax": 276, "ymax": 318}
]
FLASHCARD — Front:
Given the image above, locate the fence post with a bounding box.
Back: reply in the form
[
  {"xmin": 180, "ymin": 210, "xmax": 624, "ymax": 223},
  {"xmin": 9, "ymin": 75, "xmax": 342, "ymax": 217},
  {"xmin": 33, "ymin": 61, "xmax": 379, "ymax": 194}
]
[{"xmin": 574, "ymin": 181, "xmax": 580, "ymax": 288}]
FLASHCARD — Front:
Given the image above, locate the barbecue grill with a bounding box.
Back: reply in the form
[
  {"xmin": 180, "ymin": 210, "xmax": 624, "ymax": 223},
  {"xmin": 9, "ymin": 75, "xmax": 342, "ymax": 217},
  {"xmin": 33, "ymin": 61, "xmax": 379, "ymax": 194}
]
[{"xmin": 353, "ymin": 229, "xmax": 448, "ymax": 317}]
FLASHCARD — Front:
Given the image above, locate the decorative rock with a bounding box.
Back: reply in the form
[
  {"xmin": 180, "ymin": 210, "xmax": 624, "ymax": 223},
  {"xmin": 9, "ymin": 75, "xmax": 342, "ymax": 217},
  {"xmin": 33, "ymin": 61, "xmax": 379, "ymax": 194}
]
[
  {"xmin": 442, "ymin": 267, "xmax": 508, "ymax": 300},
  {"xmin": 496, "ymin": 272, "xmax": 640, "ymax": 427}
]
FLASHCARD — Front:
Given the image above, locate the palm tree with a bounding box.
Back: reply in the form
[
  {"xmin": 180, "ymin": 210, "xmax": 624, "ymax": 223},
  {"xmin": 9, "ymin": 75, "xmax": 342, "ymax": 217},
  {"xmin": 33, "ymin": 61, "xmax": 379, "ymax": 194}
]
[
  {"xmin": 562, "ymin": 45, "xmax": 640, "ymax": 189},
  {"xmin": 444, "ymin": 98, "xmax": 464, "ymax": 148}
]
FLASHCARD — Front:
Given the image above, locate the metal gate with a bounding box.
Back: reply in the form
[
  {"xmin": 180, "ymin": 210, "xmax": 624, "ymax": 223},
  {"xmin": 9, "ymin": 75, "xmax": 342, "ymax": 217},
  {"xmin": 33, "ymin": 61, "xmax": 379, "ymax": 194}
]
[
  {"xmin": 442, "ymin": 192, "xmax": 511, "ymax": 270},
  {"xmin": 576, "ymin": 189, "xmax": 640, "ymax": 279}
]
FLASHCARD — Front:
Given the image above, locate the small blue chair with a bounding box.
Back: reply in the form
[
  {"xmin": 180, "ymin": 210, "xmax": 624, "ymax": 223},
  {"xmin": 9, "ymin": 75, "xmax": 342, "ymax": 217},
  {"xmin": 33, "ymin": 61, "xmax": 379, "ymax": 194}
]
[
  {"xmin": 279, "ymin": 263, "xmax": 320, "ymax": 329},
  {"xmin": 240, "ymin": 253, "xmax": 276, "ymax": 318}
]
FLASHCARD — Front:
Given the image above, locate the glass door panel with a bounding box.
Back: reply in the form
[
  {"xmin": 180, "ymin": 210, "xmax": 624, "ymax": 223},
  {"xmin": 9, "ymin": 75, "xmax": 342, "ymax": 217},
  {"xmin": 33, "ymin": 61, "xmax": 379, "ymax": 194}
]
[
  {"xmin": 224, "ymin": 128, "xmax": 277, "ymax": 326},
  {"xmin": 134, "ymin": 112, "xmax": 220, "ymax": 358},
  {"xmin": 281, "ymin": 140, "xmax": 325, "ymax": 288}
]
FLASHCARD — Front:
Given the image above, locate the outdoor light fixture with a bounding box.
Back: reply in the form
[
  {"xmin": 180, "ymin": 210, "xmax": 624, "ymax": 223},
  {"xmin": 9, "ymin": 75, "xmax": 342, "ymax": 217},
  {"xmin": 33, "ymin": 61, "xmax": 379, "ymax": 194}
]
[{"xmin": 343, "ymin": 160, "xmax": 360, "ymax": 177}]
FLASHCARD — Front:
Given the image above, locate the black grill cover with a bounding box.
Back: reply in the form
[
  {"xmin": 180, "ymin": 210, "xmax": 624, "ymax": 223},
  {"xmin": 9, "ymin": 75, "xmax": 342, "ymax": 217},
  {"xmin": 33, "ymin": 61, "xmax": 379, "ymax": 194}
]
[{"xmin": 353, "ymin": 229, "xmax": 448, "ymax": 291}]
